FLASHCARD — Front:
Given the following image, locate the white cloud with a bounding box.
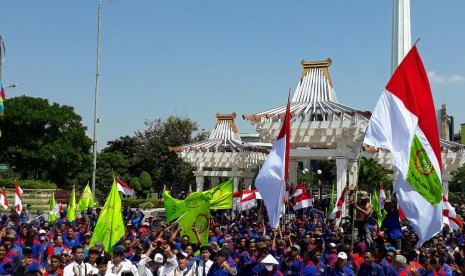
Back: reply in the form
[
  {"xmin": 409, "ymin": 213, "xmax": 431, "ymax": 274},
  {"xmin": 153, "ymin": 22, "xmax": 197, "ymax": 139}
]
[{"xmin": 428, "ymin": 71, "xmax": 465, "ymax": 84}]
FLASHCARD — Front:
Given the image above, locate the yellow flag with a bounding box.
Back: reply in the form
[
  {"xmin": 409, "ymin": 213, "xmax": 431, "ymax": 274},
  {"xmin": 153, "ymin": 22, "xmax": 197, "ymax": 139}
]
[
  {"xmin": 90, "ymin": 179, "xmax": 124, "ymax": 253},
  {"xmin": 66, "ymin": 186, "xmax": 76, "ymax": 222},
  {"xmin": 49, "ymin": 191, "xmax": 57, "ymax": 222},
  {"xmin": 77, "ymin": 184, "xmax": 94, "ymax": 212}
]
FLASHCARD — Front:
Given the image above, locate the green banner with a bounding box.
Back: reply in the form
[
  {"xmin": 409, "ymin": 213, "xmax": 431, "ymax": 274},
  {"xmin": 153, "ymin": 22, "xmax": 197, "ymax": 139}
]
[{"xmin": 406, "ymin": 135, "xmax": 442, "ymax": 206}]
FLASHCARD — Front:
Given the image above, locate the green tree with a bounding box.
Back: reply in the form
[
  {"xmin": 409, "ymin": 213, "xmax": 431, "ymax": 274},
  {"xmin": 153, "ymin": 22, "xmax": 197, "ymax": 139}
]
[
  {"xmin": 139, "ymin": 171, "xmax": 153, "ymax": 190},
  {"xmin": 0, "ymin": 96, "xmax": 92, "ymax": 186},
  {"xmin": 130, "ymin": 177, "xmax": 142, "ymax": 191},
  {"xmin": 95, "ymin": 151, "xmax": 129, "ymax": 198},
  {"xmin": 357, "ymin": 156, "xmax": 393, "ymax": 193},
  {"xmin": 449, "ymin": 163, "xmax": 465, "ymax": 197}
]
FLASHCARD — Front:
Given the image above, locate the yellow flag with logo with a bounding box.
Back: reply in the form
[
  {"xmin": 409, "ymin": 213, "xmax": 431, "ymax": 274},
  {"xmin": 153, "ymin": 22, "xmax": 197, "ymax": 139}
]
[
  {"xmin": 90, "ymin": 179, "xmax": 124, "ymax": 253},
  {"xmin": 77, "ymin": 184, "xmax": 95, "ymax": 212}
]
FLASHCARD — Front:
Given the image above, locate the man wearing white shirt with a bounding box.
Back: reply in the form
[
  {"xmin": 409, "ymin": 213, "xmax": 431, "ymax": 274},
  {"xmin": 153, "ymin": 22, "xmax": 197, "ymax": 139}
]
[
  {"xmin": 138, "ymin": 243, "xmax": 177, "ymax": 276},
  {"xmin": 192, "ymin": 246, "xmax": 214, "ymax": 276},
  {"xmin": 63, "ymin": 245, "xmax": 94, "ymax": 276},
  {"xmin": 107, "ymin": 245, "xmax": 139, "ymax": 276}
]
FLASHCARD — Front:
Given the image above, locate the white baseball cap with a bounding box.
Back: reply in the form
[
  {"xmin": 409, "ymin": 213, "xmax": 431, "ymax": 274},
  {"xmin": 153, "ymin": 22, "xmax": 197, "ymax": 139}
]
[
  {"xmin": 153, "ymin": 253, "xmax": 164, "ymax": 264},
  {"xmin": 337, "ymin": 252, "xmax": 348, "ymax": 260}
]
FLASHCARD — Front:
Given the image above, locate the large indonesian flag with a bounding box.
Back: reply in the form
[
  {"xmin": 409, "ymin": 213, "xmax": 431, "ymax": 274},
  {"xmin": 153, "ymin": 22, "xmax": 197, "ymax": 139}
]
[
  {"xmin": 364, "ymin": 45, "xmax": 443, "ymax": 247},
  {"xmin": 255, "ymin": 96, "xmax": 291, "ymax": 228}
]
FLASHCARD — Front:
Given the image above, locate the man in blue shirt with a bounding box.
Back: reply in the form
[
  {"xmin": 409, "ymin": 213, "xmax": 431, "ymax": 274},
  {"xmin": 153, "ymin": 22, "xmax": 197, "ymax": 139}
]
[
  {"xmin": 329, "ymin": 252, "xmax": 355, "ymax": 276},
  {"xmin": 359, "ymin": 250, "xmax": 385, "ymax": 276},
  {"xmin": 208, "ymin": 248, "xmax": 238, "ymax": 276}
]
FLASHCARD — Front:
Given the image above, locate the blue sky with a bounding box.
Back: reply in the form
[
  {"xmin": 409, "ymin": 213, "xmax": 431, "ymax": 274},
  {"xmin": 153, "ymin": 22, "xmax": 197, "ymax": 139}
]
[{"xmin": 1, "ymin": 1, "xmax": 464, "ymax": 148}]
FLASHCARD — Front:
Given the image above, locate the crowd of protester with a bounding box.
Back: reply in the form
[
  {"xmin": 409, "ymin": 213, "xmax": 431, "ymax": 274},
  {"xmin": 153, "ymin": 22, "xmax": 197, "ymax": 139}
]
[{"xmin": 1, "ymin": 191, "xmax": 465, "ymax": 276}]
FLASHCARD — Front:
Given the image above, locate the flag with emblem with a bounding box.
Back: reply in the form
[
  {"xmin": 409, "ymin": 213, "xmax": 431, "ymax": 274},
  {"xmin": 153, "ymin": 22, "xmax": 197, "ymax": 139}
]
[
  {"xmin": 90, "ymin": 179, "xmax": 125, "ymax": 253},
  {"xmin": 203, "ymin": 179, "xmax": 233, "ymax": 209},
  {"xmin": 363, "ymin": 45, "xmax": 443, "ymax": 247},
  {"xmin": 77, "ymin": 183, "xmax": 95, "ymax": 211},
  {"xmin": 178, "ymin": 192, "xmax": 212, "ymax": 245}
]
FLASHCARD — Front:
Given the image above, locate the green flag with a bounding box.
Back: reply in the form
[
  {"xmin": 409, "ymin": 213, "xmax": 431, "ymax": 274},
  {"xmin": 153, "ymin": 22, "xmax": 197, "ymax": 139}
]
[
  {"xmin": 203, "ymin": 179, "xmax": 233, "ymax": 209},
  {"xmin": 327, "ymin": 182, "xmax": 335, "ymax": 219},
  {"xmin": 49, "ymin": 191, "xmax": 57, "ymax": 222},
  {"xmin": 90, "ymin": 179, "xmax": 125, "ymax": 253},
  {"xmin": 77, "ymin": 184, "xmax": 95, "ymax": 212},
  {"xmin": 163, "ymin": 190, "xmax": 186, "ymax": 222},
  {"xmin": 178, "ymin": 192, "xmax": 212, "ymax": 246},
  {"xmin": 372, "ymin": 190, "xmax": 386, "ymax": 227},
  {"xmin": 66, "ymin": 186, "xmax": 76, "ymax": 222}
]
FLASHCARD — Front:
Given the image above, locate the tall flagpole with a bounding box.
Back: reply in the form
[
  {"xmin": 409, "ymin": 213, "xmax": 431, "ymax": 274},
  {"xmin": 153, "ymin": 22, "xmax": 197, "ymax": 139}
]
[
  {"xmin": 91, "ymin": 0, "xmax": 102, "ymax": 195},
  {"xmin": 391, "ymin": 0, "xmax": 411, "ymax": 74}
]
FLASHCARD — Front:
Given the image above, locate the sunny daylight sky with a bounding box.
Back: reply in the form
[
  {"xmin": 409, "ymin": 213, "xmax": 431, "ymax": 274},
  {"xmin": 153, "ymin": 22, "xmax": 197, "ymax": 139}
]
[{"xmin": 1, "ymin": 1, "xmax": 464, "ymax": 149}]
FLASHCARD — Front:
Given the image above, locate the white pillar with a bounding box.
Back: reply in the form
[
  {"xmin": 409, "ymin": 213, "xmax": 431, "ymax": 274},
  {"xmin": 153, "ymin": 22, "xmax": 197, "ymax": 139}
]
[
  {"xmin": 442, "ymin": 172, "xmax": 452, "ymax": 197},
  {"xmin": 211, "ymin": 177, "xmax": 219, "ymax": 187},
  {"xmin": 391, "ymin": 0, "xmax": 411, "ymax": 74},
  {"xmin": 244, "ymin": 178, "xmax": 253, "ymax": 190},
  {"xmin": 289, "ymin": 161, "xmax": 298, "ymax": 188},
  {"xmin": 233, "ymin": 177, "xmax": 240, "ymax": 192},
  {"xmin": 347, "ymin": 159, "xmax": 358, "ymax": 189},
  {"xmin": 196, "ymin": 176, "xmax": 204, "ymax": 192},
  {"xmin": 336, "ymin": 157, "xmax": 348, "ymax": 213}
]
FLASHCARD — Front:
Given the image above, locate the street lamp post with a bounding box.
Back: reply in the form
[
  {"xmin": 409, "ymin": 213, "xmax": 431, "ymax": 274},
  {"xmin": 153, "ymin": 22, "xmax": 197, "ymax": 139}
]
[{"xmin": 316, "ymin": 169, "xmax": 322, "ymax": 200}]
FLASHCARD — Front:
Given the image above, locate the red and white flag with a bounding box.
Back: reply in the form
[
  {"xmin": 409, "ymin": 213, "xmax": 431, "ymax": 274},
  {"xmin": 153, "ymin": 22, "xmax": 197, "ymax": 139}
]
[
  {"xmin": 15, "ymin": 181, "xmax": 23, "ymax": 214},
  {"xmin": 363, "ymin": 46, "xmax": 443, "ymax": 247},
  {"xmin": 50, "ymin": 203, "xmax": 64, "ymax": 215},
  {"xmin": 379, "ymin": 182, "xmax": 387, "ymax": 211},
  {"xmin": 233, "ymin": 190, "xmax": 258, "ymax": 211},
  {"xmin": 0, "ymin": 187, "xmax": 8, "ymax": 209},
  {"xmin": 443, "ymin": 195, "xmax": 463, "ymax": 231},
  {"xmin": 116, "ymin": 177, "xmax": 134, "ymax": 196},
  {"xmin": 293, "ymin": 190, "xmax": 312, "ymax": 211},
  {"xmin": 291, "ymin": 183, "xmax": 306, "ymax": 198},
  {"xmin": 329, "ymin": 186, "xmax": 347, "ymax": 224},
  {"xmin": 255, "ymin": 96, "xmax": 291, "ymax": 228}
]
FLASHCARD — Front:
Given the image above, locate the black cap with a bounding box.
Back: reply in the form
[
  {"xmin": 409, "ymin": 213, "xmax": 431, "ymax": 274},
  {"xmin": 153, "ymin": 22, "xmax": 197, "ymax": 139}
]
[{"xmin": 113, "ymin": 245, "xmax": 125, "ymax": 255}]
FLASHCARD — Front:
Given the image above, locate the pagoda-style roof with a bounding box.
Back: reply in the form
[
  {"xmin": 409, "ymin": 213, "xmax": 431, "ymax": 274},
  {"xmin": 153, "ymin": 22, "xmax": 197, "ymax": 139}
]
[
  {"xmin": 243, "ymin": 58, "xmax": 371, "ymax": 123},
  {"xmin": 170, "ymin": 113, "xmax": 267, "ymax": 153},
  {"xmin": 169, "ymin": 113, "xmax": 268, "ymax": 170}
]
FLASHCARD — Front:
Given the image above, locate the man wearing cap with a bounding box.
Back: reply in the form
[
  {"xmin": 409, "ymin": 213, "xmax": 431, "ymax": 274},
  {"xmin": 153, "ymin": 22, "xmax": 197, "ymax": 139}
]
[
  {"xmin": 281, "ymin": 244, "xmax": 304, "ymax": 275},
  {"xmin": 354, "ymin": 191, "xmax": 373, "ymax": 242},
  {"xmin": 34, "ymin": 229, "xmax": 50, "ymax": 269},
  {"xmin": 174, "ymin": 251, "xmax": 194, "ymax": 275},
  {"xmin": 390, "ymin": 254, "xmax": 409, "ymax": 276},
  {"xmin": 329, "ymin": 252, "xmax": 355, "ymax": 276},
  {"xmin": 358, "ymin": 249, "xmax": 385, "ymax": 276},
  {"xmin": 63, "ymin": 245, "xmax": 93, "ymax": 276},
  {"xmin": 107, "ymin": 245, "xmax": 139, "ymax": 275},
  {"xmin": 138, "ymin": 242, "xmax": 177, "ymax": 276},
  {"xmin": 85, "ymin": 245, "xmax": 101, "ymax": 271}
]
